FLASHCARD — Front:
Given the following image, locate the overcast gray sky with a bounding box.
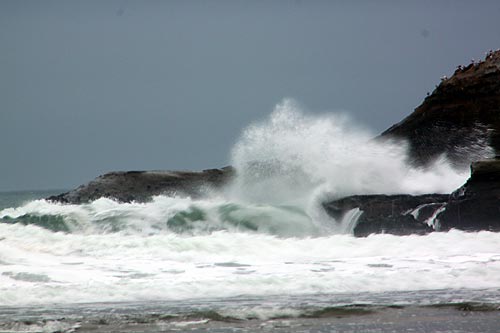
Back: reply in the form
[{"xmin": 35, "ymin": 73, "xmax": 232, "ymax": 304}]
[{"xmin": 1, "ymin": 0, "xmax": 500, "ymax": 191}]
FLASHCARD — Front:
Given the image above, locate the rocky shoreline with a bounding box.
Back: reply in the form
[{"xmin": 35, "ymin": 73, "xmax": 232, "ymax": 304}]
[
  {"xmin": 326, "ymin": 50, "xmax": 500, "ymax": 235},
  {"xmin": 324, "ymin": 159, "xmax": 500, "ymax": 236},
  {"xmin": 48, "ymin": 51, "xmax": 500, "ymax": 236}
]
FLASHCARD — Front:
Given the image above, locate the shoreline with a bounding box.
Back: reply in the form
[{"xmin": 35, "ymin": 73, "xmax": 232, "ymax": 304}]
[{"xmin": 0, "ymin": 303, "xmax": 499, "ymax": 333}]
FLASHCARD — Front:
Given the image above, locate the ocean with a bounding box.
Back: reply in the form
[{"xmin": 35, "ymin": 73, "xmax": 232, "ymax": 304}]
[{"xmin": 1, "ymin": 102, "xmax": 499, "ymax": 332}]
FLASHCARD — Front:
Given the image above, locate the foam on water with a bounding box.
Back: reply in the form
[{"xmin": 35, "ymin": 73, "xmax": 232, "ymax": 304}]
[{"xmin": 1, "ymin": 221, "xmax": 500, "ymax": 306}]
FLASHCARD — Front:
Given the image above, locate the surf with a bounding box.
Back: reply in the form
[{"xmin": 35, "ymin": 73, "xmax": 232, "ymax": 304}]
[
  {"xmin": 0, "ymin": 99, "xmax": 495, "ymax": 310},
  {"xmin": 0, "ymin": 99, "xmax": 471, "ymax": 237}
]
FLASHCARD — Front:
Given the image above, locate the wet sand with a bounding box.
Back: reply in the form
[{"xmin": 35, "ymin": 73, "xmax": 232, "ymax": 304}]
[{"xmin": 1, "ymin": 304, "xmax": 499, "ymax": 333}]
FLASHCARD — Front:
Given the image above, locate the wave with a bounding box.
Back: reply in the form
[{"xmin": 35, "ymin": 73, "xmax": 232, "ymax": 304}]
[
  {"xmin": 0, "ymin": 196, "xmax": 323, "ymax": 237},
  {"xmin": 0, "ymin": 99, "xmax": 471, "ymax": 237}
]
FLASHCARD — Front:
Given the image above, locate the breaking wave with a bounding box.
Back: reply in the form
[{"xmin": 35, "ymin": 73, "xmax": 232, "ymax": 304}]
[
  {"xmin": 228, "ymin": 99, "xmax": 468, "ymax": 202},
  {"xmin": 0, "ymin": 99, "xmax": 470, "ymax": 236},
  {"xmin": 0, "ymin": 196, "xmax": 321, "ymax": 237}
]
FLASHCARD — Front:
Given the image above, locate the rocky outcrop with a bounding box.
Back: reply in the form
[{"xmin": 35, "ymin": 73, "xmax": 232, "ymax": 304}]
[
  {"xmin": 324, "ymin": 159, "xmax": 500, "ymax": 236},
  {"xmin": 438, "ymin": 159, "xmax": 500, "ymax": 231},
  {"xmin": 326, "ymin": 50, "xmax": 500, "ymax": 236},
  {"xmin": 47, "ymin": 167, "xmax": 235, "ymax": 204},
  {"xmin": 380, "ymin": 50, "xmax": 500, "ymax": 167},
  {"xmin": 323, "ymin": 194, "xmax": 449, "ymax": 237}
]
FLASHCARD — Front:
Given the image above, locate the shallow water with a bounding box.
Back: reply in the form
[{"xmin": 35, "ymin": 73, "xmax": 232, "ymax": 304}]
[
  {"xmin": 1, "ymin": 293, "xmax": 499, "ymax": 333},
  {"xmin": 2, "ymin": 189, "xmax": 499, "ymax": 332}
]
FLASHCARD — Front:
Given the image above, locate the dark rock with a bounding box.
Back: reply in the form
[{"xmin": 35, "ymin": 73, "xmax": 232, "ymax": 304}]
[
  {"xmin": 437, "ymin": 159, "xmax": 500, "ymax": 231},
  {"xmin": 324, "ymin": 158, "xmax": 500, "ymax": 236},
  {"xmin": 380, "ymin": 51, "xmax": 500, "ymax": 167},
  {"xmin": 323, "ymin": 194, "xmax": 449, "ymax": 237},
  {"xmin": 47, "ymin": 167, "xmax": 235, "ymax": 204}
]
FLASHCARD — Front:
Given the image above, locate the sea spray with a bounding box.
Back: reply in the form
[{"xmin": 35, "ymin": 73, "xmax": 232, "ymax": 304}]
[
  {"xmin": 228, "ymin": 99, "xmax": 468, "ymax": 201},
  {"xmin": 225, "ymin": 99, "xmax": 469, "ymax": 232}
]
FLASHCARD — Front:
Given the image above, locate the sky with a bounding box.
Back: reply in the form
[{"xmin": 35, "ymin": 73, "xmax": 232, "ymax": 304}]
[{"xmin": 1, "ymin": 0, "xmax": 500, "ymax": 191}]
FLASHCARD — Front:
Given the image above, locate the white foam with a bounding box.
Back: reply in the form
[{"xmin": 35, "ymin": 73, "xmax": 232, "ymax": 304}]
[
  {"xmin": 1, "ymin": 221, "xmax": 499, "ymax": 306},
  {"xmin": 425, "ymin": 204, "xmax": 447, "ymax": 229}
]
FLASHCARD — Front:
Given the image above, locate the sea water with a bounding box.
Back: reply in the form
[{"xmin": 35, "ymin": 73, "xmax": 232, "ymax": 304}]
[{"xmin": 0, "ymin": 100, "xmax": 499, "ymax": 326}]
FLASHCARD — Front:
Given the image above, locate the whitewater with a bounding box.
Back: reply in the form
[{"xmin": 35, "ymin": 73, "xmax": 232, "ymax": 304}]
[{"xmin": 1, "ymin": 100, "xmax": 499, "ymax": 322}]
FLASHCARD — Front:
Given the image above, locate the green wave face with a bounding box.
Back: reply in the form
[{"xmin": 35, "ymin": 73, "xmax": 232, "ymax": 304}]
[
  {"xmin": 164, "ymin": 203, "xmax": 321, "ymax": 237},
  {"xmin": 1, "ymin": 214, "xmax": 71, "ymax": 233},
  {"xmin": 0, "ymin": 199, "xmax": 321, "ymax": 237}
]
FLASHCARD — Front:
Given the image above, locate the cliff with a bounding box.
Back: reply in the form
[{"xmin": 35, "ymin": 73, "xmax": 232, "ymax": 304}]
[
  {"xmin": 380, "ymin": 50, "xmax": 500, "ymax": 167},
  {"xmin": 323, "ymin": 50, "xmax": 500, "ymax": 235}
]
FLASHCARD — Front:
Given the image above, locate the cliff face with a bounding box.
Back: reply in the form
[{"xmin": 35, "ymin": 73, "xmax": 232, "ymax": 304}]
[
  {"xmin": 325, "ymin": 51, "xmax": 500, "ymax": 235},
  {"xmin": 380, "ymin": 51, "xmax": 500, "ymax": 167}
]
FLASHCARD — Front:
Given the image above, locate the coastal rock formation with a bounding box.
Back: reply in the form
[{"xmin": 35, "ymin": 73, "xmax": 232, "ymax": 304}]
[
  {"xmin": 324, "ymin": 159, "xmax": 500, "ymax": 236},
  {"xmin": 438, "ymin": 159, "xmax": 500, "ymax": 231},
  {"xmin": 48, "ymin": 167, "xmax": 234, "ymax": 204},
  {"xmin": 323, "ymin": 51, "xmax": 500, "ymax": 236},
  {"xmin": 323, "ymin": 194, "xmax": 448, "ymax": 237},
  {"xmin": 380, "ymin": 50, "xmax": 500, "ymax": 167},
  {"xmin": 319, "ymin": 50, "xmax": 500, "ymax": 236}
]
